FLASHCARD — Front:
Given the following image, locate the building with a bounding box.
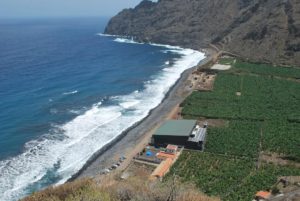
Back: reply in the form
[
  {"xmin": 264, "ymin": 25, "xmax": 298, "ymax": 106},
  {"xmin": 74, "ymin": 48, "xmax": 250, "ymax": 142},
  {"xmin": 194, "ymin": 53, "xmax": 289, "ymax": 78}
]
[
  {"xmin": 152, "ymin": 120, "xmax": 206, "ymax": 150},
  {"xmin": 254, "ymin": 191, "xmax": 271, "ymax": 201},
  {"xmin": 150, "ymin": 158, "xmax": 173, "ymax": 180},
  {"xmin": 165, "ymin": 144, "xmax": 178, "ymax": 154}
]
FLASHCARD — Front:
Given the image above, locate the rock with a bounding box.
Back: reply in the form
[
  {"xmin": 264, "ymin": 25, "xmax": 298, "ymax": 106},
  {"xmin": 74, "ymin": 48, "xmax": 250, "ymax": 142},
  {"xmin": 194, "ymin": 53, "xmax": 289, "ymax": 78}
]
[{"xmin": 105, "ymin": 0, "xmax": 300, "ymax": 66}]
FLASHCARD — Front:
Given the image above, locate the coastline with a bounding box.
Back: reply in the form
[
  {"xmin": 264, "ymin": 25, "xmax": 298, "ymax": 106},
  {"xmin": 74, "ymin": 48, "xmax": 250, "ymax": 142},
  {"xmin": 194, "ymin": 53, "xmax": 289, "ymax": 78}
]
[{"xmin": 71, "ymin": 48, "xmax": 216, "ymax": 180}]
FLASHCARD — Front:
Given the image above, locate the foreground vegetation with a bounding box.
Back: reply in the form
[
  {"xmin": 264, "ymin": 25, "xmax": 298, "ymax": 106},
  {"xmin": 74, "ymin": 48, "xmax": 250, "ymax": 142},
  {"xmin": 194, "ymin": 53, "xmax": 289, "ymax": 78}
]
[{"xmin": 22, "ymin": 177, "xmax": 219, "ymax": 201}]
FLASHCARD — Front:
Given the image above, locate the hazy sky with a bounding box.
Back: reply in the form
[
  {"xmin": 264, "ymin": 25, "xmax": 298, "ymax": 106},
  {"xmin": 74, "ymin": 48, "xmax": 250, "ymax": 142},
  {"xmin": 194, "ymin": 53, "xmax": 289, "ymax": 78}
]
[{"xmin": 0, "ymin": 0, "xmax": 142, "ymax": 18}]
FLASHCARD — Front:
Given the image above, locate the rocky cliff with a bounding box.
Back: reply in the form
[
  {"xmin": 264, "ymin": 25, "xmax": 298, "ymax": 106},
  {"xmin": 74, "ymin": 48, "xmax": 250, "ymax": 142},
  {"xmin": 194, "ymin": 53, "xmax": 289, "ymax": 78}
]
[{"xmin": 105, "ymin": 0, "xmax": 300, "ymax": 66}]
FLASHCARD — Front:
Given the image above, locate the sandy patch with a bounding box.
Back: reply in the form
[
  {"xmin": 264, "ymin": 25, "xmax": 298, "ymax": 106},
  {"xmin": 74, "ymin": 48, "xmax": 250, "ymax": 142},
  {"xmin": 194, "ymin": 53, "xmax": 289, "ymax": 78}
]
[
  {"xmin": 236, "ymin": 92, "xmax": 242, "ymax": 96},
  {"xmin": 211, "ymin": 64, "xmax": 231, "ymax": 70}
]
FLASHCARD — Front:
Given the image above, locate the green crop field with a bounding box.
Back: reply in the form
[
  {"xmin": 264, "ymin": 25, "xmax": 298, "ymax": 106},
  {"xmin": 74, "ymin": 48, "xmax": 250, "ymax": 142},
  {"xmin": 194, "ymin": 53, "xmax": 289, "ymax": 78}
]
[
  {"xmin": 205, "ymin": 120, "xmax": 261, "ymax": 158},
  {"xmin": 182, "ymin": 73, "xmax": 300, "ymax": 121},
  {"xmin": 170, "ymin": 151, "xmax": 300, "ymax": 201},
  {"xmin": 263, "ymin": 120, "xmax": 300, "ymax": 161},
  {"xmin": 169, "ymin": 151, "xmax": 254, "ymax": 197},
  {"xmin": 204, "ymin": 119, "xmax": 300, "ymax": 160},
  {"xmin": 172, "ymin": 60, "xmax": 300, "ymax": 200},
  {"xmin": 181, "ymin": 65, "xmax": 300, "ymax": 159},
  {"xmin": 224, "ymin": 164, "xmax": 300, "ymax": 201},
  {"xmin": 218, "ymin": 58, "xmax": 300, "ymax": 79},
  {"xmin": 232, "ymin": 60, "xmax": 300, "ymax": 79}
]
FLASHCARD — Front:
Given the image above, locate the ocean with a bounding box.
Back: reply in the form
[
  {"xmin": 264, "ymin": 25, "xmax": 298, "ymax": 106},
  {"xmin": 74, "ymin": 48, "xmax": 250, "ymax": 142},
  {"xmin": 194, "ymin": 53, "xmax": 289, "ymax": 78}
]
[{"xmin": 0, "ymin": 17, "xmax": 205, "ymax": 201}]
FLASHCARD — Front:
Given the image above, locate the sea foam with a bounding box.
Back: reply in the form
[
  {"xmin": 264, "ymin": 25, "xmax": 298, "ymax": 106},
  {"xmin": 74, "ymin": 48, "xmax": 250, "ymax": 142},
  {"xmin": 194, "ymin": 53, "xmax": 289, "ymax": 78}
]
[
  {"xmin": 113, "ymin": 38, "xmax": 144, "ymax": 45},
  {"xmin": 63, "ymin": 90, "xmax": 78, "ymax": 95},
  {"xmin": 0, "ymin": 36, "xmax": 205, "ymax": 201}
]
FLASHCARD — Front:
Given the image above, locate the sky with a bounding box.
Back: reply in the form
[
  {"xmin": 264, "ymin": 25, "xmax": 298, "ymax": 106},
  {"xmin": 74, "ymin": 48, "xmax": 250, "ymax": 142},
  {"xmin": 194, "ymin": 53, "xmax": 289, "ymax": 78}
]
[{"xmin": 0, "ymin": 0, "xmax": 142, "ymax": 18}]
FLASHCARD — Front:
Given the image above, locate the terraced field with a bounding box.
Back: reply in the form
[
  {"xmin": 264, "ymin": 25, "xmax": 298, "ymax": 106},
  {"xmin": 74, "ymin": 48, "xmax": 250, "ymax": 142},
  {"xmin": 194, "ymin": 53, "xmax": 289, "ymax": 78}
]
[
  {"xmin": 170, "ymin": 151, "xmax": 255, "ymax": 197},
  {"xmin": 181, "ymin": 62, "xmax": 300, "ymax": 160},
  {"xmin": 205, "ymin": 120, "xmax": 261, "ymax": 158},
  {"xmin": 170, "ymin": 151, "xmax": 300, "ymax": 201},
  {"xmin": 223, "ymin": 164, "xmax": 300, "ymax": 201},
  {"xmin": 170, "ymin": 60, "xmax": 300, "ymax": 200},
  {"xmin": 182, "ymin": 73, "xmax": 300, "ymax": 121},
  {"xmin": 263, "ymin": 120, "xmax": 300, "ymax": 161}
]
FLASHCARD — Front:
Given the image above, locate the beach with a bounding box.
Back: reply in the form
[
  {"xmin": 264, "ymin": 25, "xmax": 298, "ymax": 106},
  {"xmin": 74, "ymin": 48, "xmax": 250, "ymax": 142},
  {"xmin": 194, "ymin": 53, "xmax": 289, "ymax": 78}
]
[
  {"xmin": 0, "ymin": 22, "xmax": 212, "ymax": 200},
  {"xmin": 74, "ymin": 48, "xmax": 216, "ymax": 180}
]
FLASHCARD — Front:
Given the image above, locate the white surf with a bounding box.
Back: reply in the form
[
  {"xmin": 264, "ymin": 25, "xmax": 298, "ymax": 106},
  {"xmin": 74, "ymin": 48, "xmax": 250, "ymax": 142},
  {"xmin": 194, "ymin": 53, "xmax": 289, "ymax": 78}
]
[{"xmin": 0, "ymin": 36, "xmax": 205, "ymax": 201}]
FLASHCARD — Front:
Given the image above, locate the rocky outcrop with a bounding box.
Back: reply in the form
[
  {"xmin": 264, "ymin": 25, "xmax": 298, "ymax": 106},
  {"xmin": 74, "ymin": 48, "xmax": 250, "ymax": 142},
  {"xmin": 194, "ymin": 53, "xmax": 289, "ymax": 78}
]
[{"xmin": 105, "ymin": 0, "xmax": 300, "ymax": 66}]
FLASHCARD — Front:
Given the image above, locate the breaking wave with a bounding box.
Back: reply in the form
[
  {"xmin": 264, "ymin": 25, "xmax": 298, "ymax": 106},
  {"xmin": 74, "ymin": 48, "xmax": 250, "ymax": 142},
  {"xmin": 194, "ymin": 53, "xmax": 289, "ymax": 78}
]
[
  {"xmin": 63, "ymin": 90, "xmax": 78, "ymax": 95},
  {"xmin": 113, "ymin": 38, "xmax": 143, "ymax": 45},
  {"xmin": 0, "ymin": 36, "xmax": 205, "ymax": 201}
]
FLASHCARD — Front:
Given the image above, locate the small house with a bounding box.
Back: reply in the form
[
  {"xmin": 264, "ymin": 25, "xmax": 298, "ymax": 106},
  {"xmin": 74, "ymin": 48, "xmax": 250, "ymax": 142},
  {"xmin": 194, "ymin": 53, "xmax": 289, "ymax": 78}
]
[{"xmin": 255, "ymin": 191, "xmax": 271, "ymax": 201}]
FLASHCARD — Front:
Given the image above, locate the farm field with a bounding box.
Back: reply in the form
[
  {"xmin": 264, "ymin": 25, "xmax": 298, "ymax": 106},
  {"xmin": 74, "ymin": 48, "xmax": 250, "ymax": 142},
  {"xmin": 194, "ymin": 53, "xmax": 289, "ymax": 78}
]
[
  {"xmin": 224, "ymin": 164, "xmax": 300, "ymax": 201},
  {"xmin": 205, "ymin": 120, "xmax": 261, "ymax": 158},
  {"xmin": 169, "ymin": 151, "xmax": 254, "ymax": 197},
  {"xmin": 205, "ymin": 119, "xmax": 300, "ymax": 161},
  {"xmin": 219, "ymin": 58, "xmax": 300, "ymax": 79},
  {"xmin": 181, "ymin": 73, "xmax": 300, "ymax": 121},
  {"xmin": 170, "ymin": 151, "xmax": 300, "ymax": 201},
  {"xmin": 172, "ymin": 60, "xmax": 300, "ymax": 200},
  {"xmin": 181, "ymin": 63, "xmax": 300, "ymax": 159},
  {"xmin": 263, "ymin": 120, "xmax": 300, "ymax": 161}
]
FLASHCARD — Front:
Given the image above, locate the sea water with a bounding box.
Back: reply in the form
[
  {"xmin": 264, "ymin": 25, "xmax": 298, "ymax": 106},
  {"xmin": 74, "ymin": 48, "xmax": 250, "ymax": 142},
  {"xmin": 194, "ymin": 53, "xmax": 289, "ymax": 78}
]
[{"xmin": 0, "ymin": 17, "xmax": 205, "ymax": 201}]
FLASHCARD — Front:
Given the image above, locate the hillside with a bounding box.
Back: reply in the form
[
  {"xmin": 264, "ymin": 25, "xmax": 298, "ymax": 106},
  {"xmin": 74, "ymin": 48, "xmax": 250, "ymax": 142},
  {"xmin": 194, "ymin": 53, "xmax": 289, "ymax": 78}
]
[
  {"xmin": 21, "ymin": 177, "xmax": 219, "ymax": 201},
  {"xmin": 105, "ymin": 0, "xmax": 300, "ymax": 66}
]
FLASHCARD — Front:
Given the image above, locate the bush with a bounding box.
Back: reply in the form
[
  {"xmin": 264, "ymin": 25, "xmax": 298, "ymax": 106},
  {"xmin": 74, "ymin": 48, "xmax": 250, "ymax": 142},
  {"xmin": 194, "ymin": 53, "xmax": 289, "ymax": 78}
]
[{"xmin": 22, "ymin": 176, "xmax": 220, "ymax": 201}]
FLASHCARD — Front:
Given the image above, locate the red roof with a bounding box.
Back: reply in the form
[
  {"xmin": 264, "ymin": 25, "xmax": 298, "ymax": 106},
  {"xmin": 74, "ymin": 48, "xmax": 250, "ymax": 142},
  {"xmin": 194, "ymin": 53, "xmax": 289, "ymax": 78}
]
[
  {"xmin": 166, "ymin": 144, "xmax": 178, "ymax": 151},
  {"xmin": 156, "ymin": 152, "xmax": 176, "ymax": 160},
  {"xmin": 255, "ymin": 191, "xmax": 271, "ymax": 199},
  {"xmin": 151, "ymin": 158, "xmax": 173, "ymax": 178}
]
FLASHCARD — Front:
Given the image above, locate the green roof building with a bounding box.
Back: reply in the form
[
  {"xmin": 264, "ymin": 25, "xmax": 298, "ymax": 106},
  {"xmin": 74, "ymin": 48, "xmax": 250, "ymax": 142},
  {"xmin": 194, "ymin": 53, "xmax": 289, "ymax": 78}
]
[
  {"xmin": 153, "ymin": 120, "xmax": 197, "ymax": 137},
  {"xmin": 152, "ymin": 120, "xmax": 205, "ymax": 149}
]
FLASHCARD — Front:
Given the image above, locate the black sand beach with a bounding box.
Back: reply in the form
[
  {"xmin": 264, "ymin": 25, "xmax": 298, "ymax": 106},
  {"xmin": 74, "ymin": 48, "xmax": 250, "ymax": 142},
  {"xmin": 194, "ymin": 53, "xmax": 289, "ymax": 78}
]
[{"xmin": 72, "ymin": 48, "xmax": 215, "ymax": 180}]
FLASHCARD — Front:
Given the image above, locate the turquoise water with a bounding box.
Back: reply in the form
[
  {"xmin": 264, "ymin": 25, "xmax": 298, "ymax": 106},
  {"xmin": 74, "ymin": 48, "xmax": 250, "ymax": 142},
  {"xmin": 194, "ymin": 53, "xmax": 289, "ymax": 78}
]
[{"xmin": 0, "ymin": 17, "xmax": 204, "ymax": 200}]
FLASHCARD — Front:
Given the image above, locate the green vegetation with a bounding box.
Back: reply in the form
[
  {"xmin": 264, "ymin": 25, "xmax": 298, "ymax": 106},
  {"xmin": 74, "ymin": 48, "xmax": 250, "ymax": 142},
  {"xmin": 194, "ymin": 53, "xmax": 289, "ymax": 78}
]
[
  {"xmin": 185, "ymin": 111, "xmax": 300, "ymax": 160},
  {"xmin": 218, "ymin": 58, "xmax": 300, "ymax": 79},
  {"xmin": 172, "ymin": 60, "xmax": 300, "ymax": 201},
  {"xmin": 232, "ymin": 60, "xmax": 300, "ymax": 79},
  {"xmin": 182, "ymin": 73, "xmax": 300, "ymax": 121},
  {"xmin": 170, "ymin": 151, "xmax": 254, "ymax": 197},
  {"xmin": 182, "ymin": 73, "xmax": 242, "ymax": 119},
  {"xmin": 23, "ymin": 177, "xmax": 219, "ymax": 201},
  {"xmin": 224, "ymin": 164, "xmax": 300, "ymax": 201},
  {"xmin": 205, "ymin": 120, "xmax": 261, "ymax": 158},
  {"xmin": 263, "ymin": 120, "xmax": 300, "ymax": 160},
  {"xmin": 181, "ymin": 61, "xmax": 300, "ymax": 159},
  {"xmin": 170, "ymin": 151, "xmax": 300, "ymax": 201}
]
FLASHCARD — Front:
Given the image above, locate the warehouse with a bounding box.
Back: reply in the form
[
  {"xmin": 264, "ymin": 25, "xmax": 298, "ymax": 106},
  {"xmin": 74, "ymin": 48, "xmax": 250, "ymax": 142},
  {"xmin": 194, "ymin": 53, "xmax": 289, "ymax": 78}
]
[{"xmin": 152, "ymin": 120, "xmax": 207, "ymax": 150}]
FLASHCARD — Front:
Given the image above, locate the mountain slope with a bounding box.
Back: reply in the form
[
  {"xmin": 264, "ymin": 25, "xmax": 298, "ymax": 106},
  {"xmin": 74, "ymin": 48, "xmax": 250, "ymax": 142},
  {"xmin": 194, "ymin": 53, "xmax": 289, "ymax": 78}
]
[{"xmin": 105, "ymin": 0, "xmax": 300, "ymax": 66}]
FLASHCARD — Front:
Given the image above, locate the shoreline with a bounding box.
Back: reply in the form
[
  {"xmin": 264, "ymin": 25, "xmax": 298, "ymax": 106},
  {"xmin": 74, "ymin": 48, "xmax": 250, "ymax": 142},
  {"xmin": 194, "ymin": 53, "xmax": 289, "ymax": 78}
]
[{"xmin": 71, "ymin": 48, "xmax": 216, "ymax": 180}]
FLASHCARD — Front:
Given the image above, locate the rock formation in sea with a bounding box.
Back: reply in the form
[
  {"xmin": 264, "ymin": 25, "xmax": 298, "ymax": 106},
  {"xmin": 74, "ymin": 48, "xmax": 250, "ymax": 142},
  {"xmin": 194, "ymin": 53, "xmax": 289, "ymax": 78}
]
[{"xmin": 105, "ymin": 0, "xmax": 300, "ymax": 66}]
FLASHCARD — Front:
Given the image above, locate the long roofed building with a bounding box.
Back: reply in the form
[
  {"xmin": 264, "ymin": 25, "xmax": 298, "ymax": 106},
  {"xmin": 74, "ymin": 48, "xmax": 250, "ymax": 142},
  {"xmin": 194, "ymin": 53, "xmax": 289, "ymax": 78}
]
[{"xmin": 152, "ymin": 120, "xmax": 206, "ymax": 150}]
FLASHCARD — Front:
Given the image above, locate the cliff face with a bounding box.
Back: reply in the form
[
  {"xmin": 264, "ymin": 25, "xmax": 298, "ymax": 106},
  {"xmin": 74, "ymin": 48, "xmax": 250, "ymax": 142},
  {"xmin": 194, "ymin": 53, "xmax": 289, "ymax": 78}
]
[{"xmin": 105, "ymin": 0, "xmax": 300, "ymax": 66}]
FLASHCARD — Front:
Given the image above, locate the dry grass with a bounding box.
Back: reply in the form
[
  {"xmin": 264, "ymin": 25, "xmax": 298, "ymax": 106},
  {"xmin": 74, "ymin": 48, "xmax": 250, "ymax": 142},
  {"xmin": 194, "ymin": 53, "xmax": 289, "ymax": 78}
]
[{"xmin": 22, "ymin": 177, "xmax": 219, "ymax": 201}]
